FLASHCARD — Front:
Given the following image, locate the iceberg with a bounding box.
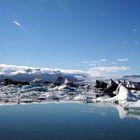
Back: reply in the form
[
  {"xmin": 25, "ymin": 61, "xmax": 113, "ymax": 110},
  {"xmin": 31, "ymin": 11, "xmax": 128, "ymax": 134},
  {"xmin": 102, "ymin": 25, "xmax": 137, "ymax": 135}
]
[{"xmin": 0, "ymin": 64, "xmax": 140, "ymax": 112}]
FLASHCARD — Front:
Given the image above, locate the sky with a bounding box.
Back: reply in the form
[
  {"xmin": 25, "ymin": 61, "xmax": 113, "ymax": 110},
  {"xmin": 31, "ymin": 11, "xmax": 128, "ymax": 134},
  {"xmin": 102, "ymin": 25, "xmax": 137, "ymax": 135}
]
[{"xmin": 0, "ymin": 0, "xmax": 140, "ymax": 76}]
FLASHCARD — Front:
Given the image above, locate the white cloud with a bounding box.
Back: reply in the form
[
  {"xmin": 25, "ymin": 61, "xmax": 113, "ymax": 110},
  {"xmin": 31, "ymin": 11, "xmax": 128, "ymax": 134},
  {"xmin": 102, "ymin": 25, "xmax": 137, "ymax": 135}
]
[
  {"xmin": 111, "ymin": 62, "xmax": 117, "ymax": 65},
  {"xmin": 88, "ymin": 63, "xmax": 97, "ymax": 66},
  {"xmin": 88, "ymin": 70, "xmax": 101, "ymax": 77},
  {"xmin": 0, "ymin": 64, "xmax": 84, "ymax": 76},
  {"xmin": 0, "ymin": 64, "xmax": 130, "ymax": 80},
  {"xmin": 13, "ymin": 20, "xmax": 22, "ymax": 27},
  {"xmin": 0, "ymin": 64, "xmax": 90, "ymax": 82},
  {"xmin": 81, "ymin": 61, "xmax": 91, "ymax": 64},
  {"xmin": 117, "ymin": 58, "xmax": 128, "ymax": 62},
  {"xmin": 100, "ymin": 59, "xmax": 107, "ymax": 62},
  {"xmin": 90, "ymin": 66, "xmax": 129, "ymax": 72},
  {"xmin": 103, "ymin": 63, "xmax": 108, "ymax": 66},
  {"xmin": 88, "ymin": 66, "xmax": 130, "ymax": 76},
  {"xmin": 81, "ymin": 59, "xmax": 107, "ymax": 65},
  {"xmin": 0, "ymin": 64, "xmax": 88, "ymax": 82}
]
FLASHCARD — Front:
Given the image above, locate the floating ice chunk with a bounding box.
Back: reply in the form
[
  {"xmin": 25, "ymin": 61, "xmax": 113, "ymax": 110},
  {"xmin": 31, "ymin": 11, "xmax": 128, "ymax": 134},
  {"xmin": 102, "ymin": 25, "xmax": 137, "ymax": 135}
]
[
  {"xmin": 93, "ymin": 84, "xmax": 140, "ymax": 109},
  {"xmin": 74, "ymin": 95, "xmax": 86, "ymax": 101},
  {"xmin": 19, "ymin": 86, "xmax": 48, "ymax": 93},
  {"xmin": 73, "ymin": 95, "xmax": 95, "ymax": 101},
  {"xmin": 56, "ymin": 85, "xmax": 75, "ymax": 91},
  {"xmin": 111, "ymin": 84, "xmax": 138, "ymax": 102},
  {"xmin": 20, "ymin": 98, "xmax": 35, "ymax": 103}
]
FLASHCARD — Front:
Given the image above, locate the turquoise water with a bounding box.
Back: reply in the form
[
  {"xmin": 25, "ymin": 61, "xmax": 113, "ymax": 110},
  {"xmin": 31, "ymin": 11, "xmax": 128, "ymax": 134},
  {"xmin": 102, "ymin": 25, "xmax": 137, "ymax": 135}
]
[{"xmin": 0, "ymin": 103, "xmax": 140, "ymax": 140}]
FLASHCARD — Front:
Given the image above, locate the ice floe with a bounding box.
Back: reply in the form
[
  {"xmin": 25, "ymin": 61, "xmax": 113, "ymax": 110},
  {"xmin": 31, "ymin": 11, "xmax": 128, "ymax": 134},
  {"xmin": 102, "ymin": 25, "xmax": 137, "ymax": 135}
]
[{"xmin": 0, "ymin": 64, "xmax": 140, "ymax": 113}]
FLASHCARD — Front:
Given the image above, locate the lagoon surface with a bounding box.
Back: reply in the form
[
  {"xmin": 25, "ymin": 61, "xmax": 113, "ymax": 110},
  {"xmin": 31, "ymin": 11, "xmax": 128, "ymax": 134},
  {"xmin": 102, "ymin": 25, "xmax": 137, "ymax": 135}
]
[{"xmin": 0, "ymin": 103, "xmax": 140, "ymax": 140}]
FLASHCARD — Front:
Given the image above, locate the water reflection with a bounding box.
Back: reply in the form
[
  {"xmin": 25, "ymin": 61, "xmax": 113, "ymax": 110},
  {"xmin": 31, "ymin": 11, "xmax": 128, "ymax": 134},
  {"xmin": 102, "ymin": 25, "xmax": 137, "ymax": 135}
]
[
  {"xmin": 114, "ymin": 105, "xmax": 140, "ymax": 120},
  {"xmin": 80, "ymin": 103, "xmax": 140, "ymax": 120},
  {"xmin": 0, "ymin": 103, "xmax": 140, "ymax": 140}
]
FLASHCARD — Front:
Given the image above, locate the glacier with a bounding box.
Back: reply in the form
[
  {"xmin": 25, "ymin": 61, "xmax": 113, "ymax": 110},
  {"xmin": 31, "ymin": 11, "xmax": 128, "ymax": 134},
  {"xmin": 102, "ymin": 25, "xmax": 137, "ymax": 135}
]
[{"xmin": 0, "ymin": 64, "xmax": 140, "ymax": 117}]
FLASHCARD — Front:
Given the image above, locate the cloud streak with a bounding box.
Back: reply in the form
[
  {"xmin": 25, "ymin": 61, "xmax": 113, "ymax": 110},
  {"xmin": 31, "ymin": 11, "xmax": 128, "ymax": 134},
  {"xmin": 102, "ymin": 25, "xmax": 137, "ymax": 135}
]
[
  {"xmin": 13, "ymin": 20, "xmax": 22, "ymax": 27},
  {"xmin": 89, "ymin": 66, "xmax": 129, "ymax": 72},
  {"xmin": 81, "ymin": 59, "xmax": 107, "ymax": 65},
  {"xmin": 117, "ymin": 58, "xmax": 128, "ymax": 62},
  {"xmin": 88, "ymin": 66, "xmax": 130, "ymax": 76}
]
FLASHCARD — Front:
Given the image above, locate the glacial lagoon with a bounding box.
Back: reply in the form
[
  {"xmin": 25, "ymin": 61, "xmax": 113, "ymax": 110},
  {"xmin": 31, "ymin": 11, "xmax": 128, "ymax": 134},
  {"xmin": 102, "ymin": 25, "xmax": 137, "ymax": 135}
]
[{"xmin": 0, "ymin": 103, "xmax": 140, "ymax": 140}]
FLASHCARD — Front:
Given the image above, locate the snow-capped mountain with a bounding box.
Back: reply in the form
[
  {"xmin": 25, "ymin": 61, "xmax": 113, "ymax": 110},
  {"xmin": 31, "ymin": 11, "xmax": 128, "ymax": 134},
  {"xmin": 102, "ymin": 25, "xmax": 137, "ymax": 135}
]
[
  {"xmin": 121, "ymin": 75, "xmax": 140, "ymax": 82},
  {"xmin": 0, "ymin": 64, "xmax": 88, "ymax": 82}
]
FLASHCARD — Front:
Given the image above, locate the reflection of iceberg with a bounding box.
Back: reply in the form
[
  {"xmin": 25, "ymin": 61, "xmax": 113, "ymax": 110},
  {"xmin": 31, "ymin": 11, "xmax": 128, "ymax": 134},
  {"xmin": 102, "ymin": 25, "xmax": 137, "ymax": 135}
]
[
  {"xmin": 93, "ymin": 83, "xmax": 140, "ymax": 120},
  {"xmin": 79, "ymin": 103, "xmax": 140, "ymax": 120},
  {"xmin": 113, "ymin": 105, "xmax": 140, "ymax": 120},
  {"xmin": 123, "ymin": 100, "xmax": 140, "ymax": 109}
]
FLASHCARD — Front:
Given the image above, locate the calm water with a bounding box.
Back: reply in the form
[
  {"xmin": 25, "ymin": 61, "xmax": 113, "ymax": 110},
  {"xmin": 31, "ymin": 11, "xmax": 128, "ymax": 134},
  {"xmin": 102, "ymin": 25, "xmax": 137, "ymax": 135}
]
[{"xmin": 0, "ymin": 103, "xmax": 140, "ymax": 140}]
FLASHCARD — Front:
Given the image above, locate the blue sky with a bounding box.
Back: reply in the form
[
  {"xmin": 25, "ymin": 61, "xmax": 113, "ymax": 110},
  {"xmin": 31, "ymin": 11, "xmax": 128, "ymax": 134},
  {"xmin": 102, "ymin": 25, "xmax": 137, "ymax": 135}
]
[{"xmin": 0, "ymin": 0, "xmax": 140, "ymax": 76}]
